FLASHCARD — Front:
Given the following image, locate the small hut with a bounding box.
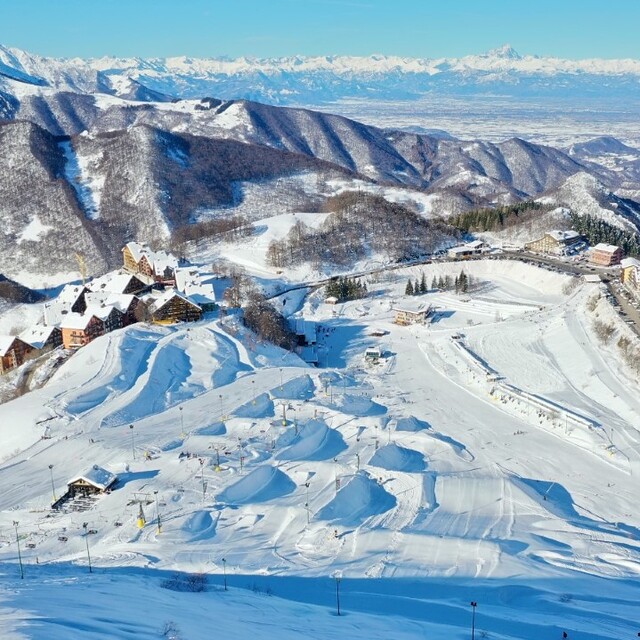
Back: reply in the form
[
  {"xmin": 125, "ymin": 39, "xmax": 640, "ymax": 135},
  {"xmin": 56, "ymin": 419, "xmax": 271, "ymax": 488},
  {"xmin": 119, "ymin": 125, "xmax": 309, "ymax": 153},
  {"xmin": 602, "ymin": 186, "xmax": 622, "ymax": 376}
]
[{"xmin": 66, "ymin": 465, "xmax": 118, "ymax": 498}]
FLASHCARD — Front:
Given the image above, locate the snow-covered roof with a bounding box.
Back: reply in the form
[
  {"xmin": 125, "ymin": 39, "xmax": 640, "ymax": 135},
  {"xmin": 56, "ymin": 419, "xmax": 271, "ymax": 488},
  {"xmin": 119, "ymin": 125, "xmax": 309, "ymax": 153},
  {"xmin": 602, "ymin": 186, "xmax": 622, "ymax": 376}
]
[
  {"xmin": 124, "ymin": 241, "xmax": 150, "ymax": 263},
  {"xmin": 0, "ymin": 335, "xmax": 19, "ymax": 357},
  {"xmin": 148, "ymin": 289, "xmax": 201, "ymax": 314},
  {"xmin": 67, "ymin": 465, "xmax": 117, "ymax": 491},
  {"xmin": 85, "ymin": 303, "xmax": 120, "ymax": 322},
  {"xmin": 547, "ymin": 230, "xmax": 580, "ymax": 243},
  {"xmin": 174, "ymin": 267, "xmax": 217, "ymax": 301},
  {"xmin": 466, "ymin": 240, "xmax": 485, "ymax": 249},
  {"xmin": 294, "ymin": 318, "xmax": 317, "ymax": 340},
  {"xmin": 125, "ymin": 242, "xmax": 178, "ymax": 275},
  {"xmin": 592, "ymin": 243, "xmax": 621, "ymax": 254},
  {"xmin": 57, "ymin": 284, "xmax": 88, "ymax": 307},
  {"xmin": 19, "ymin": 325, "xmax": 59, "ymax": 349},
  {"xmin": 88, "ymin": 270, "xmax": 144, "ymax": 294},
  {"xmin": 393, "ymin": 302, "xmax": 430, "ymax": 315},
  {"xmin": 448, "ymin": 246, "xmax": 477, "ymax": 255},
  {"xmin": 86, "ymin": 291, "xmax": 135, "ymax": 313},
  {"xmin": 621, "ymin": 257, "xmax": 640, "ymax": 269},
  {"xmin": 60, "ymin": 312, "xmax": 99, "ymax": 330},
  {"xmin": 43, "ymin": 284, "xmax": 88, "ymax": 327}
]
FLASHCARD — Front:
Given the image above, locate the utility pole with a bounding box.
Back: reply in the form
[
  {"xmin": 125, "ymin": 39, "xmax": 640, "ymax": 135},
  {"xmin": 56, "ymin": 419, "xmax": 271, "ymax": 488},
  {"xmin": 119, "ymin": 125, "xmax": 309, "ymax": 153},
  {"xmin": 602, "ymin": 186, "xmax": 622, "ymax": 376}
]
[
  {"xmin": 154, "ymin": 490, "xmax": 162, "ymax": 533},
  {"xmin": 13, "ymin": 521, "xmax": 23, "ymax": 579},
  {"xmin": 199, "ymin": 458, "xmax": 206, "ymax": 501},
  {"xmin": 222, "ymin": 557, "xmax": 227, "ymax": 591},
  {"xmin": 129, "ymin": 424, "xmax": 135, "ymax": 460},
  {"xmin": 82, "ymin": 522, "xmax": 92, "ymax": 573},
  {"xmin": 219, "ymin": 394, "xmax": 224, "ymax": 421},
  {"xmin": 304, "ymin": 481, "xmax": 311, "ymax": 524},
  {"xmin": 470, "ymin": 601, "xmax": 477, "ymax": 640},
  {"xmin": 48, "ymin": 464, "xmax": 56, "ymax": 502},
  {"xmin": 335, "ymin": 575, "xmax": 342, "ymax": 616},
  {"xmin": 179, "ymin": 406, "xmax": 184, "ymax": 436}
]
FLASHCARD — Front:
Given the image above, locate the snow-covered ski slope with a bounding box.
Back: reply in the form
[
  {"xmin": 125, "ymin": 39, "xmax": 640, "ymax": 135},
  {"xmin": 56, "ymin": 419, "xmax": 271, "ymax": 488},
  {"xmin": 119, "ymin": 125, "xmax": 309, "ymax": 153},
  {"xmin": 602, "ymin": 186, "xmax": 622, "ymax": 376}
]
[{"xmin": 1, "ymin": 260, "xmax": 639, "ymax": 639}]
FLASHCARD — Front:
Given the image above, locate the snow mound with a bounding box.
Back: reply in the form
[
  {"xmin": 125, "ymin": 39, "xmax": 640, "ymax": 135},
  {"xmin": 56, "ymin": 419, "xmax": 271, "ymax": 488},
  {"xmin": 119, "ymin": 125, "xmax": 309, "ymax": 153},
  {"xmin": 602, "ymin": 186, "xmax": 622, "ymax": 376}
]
[
  {"xmin": 194, "ymin": 422, "xmax": 226, "ymax": 436},
  {"xmin": 61, "ymin": 328, "xmax": 162, "ymax": 415},
  {"xmin": 277, "ymin": 419, "xmax": 347, "ymax": 461},
  {"xmin": 368, "ymin": 443, "xmax": 425, "ymax": 472},
  {"xmin": 180, "ymin": 510, "xmax": 217, "ymax": 542},
  {"xmin": 217, "ymin": 465, "xmax": 296, "ymax": 504},
  {"xmin": 233, "ymin": 392, "xmax": 274, "ymax": 418},
  {"xmin": 324, "ymin": 393, "xmax": 387, "ymax": 417},
  {"xmin": 270, "ymin": 374, "xmax": 315, "ymax": 400},
  {"xmin": 316, "ymin": 471, "xmax": 397, "ymax": 525},
  {"xmin": 395, "ymin": 416, "xmax": 430, "ymax": 432}
]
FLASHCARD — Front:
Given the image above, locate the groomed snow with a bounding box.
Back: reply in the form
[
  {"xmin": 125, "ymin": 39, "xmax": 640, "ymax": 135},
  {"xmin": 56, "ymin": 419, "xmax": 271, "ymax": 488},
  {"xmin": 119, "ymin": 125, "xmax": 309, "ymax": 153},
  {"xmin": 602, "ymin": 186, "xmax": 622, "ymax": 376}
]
[{"xmin": 0, "ymin": 260, "xmax": 639, "ymax": 638}]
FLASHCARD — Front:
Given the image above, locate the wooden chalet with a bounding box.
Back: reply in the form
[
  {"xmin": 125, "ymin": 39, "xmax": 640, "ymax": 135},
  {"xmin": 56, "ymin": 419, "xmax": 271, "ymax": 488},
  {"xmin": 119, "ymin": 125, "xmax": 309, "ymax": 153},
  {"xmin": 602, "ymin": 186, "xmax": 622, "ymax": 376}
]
[
  {"xmin": 60, "ymin": 313, "xmax": 105, "ymax": 349},
  {"xmin": 43, "ymin": 284, "xmax": 89, "ymax": 326},
  {"xmin": 85, "ymin": 291, "xmax": 144, "ymax": 327},
  {"xmin": 0, "ymin": 336, "xmax": 34, "ymax": 374},
  {"xmin": 122, "ymin": 242, "xmax": 178, "ymax": 285},
  {"xmin": 20, "ymin": 325, "xmax": 63, "ymax": 352},
  {"xmin": 66, "ymin": 465, "xmax": 118, "ymax": 498},
  {"xmin": 148, "ymin": 290, "xmax": 202, "ymax": 324},
  {"xmin": 393, "ymin": 302, "xmax": 431, "ymax": 326},
  {"xmin": 88, "ymin": 270, "xmax": 148, "ymax": 295}
]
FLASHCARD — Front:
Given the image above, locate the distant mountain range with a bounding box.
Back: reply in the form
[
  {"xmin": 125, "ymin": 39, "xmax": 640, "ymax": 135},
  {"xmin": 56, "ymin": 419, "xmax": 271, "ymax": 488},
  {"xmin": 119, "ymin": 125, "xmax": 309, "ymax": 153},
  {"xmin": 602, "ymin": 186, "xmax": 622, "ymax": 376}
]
[
  {"xmin": 2, "ymin": 44, "xmax": 640, "ymax": 107},
  {"xmin": 0, "ymin": 43, "xmax": 639, "ymax": 284}
]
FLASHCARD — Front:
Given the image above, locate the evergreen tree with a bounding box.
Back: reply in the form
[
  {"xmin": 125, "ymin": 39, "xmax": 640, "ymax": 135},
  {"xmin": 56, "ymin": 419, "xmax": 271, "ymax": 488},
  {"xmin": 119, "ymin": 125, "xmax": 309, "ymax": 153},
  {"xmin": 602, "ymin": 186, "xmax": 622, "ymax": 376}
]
[
  {"xmin": 454, "ymin": 274, "xmax": 460, "ymax": 294},
  {"xmin": 431, "ymin": 276, "xmax": 438, "ymax": 290},
  {"xmin": 444, "ymin": 275, "xmax": 452, "ymax": 290},
  {"xmin": 437, "ymin": 275, "xmax": 444, "ymax": 290},
  {"xmin": 405, "ymin": 279, "xmax": 414, "ymax": 295},
  {"xmin": 460, "ymin": 270, "xmax": 469, "ymax": 293},
  {"xmin": 419, "ymin": 272, "xmax": 427, "ymax": 294}
]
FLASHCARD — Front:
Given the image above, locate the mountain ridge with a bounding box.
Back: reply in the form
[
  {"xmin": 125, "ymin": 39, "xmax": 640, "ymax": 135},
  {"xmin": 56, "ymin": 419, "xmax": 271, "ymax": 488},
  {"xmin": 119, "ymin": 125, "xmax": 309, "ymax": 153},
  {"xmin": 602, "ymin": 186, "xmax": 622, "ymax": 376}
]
[{"xmin": 2, "ymin": 43, "xmax": 640, "ymax": 104}]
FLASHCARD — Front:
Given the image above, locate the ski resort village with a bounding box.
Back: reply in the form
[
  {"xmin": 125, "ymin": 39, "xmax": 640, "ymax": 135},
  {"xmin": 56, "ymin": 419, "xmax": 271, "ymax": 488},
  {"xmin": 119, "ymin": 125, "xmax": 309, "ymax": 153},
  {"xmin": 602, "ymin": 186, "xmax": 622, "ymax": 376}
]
[
  {"xmin": 2, "ymin": 24, "xmax": 640, "ymax": 640},
  {"xmin": 0, "ymin": 217, "xmax": 639, "ymax": 639}
]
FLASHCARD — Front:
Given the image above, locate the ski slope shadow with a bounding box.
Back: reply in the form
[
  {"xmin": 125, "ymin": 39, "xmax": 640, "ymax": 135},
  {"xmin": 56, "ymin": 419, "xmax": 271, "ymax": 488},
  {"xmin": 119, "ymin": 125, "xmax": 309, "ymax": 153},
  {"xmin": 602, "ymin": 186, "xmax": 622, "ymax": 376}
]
[
  {"xmin": 368, "ymin": 443, "xmax": 426, "ymax": 472},
  {"xmin": 514, "ymin": 476, "xmax": 640, "ymax": 542},
  {"xmin": 316, "ymin": 471, "xmax": 397, "ymax": 526},
  {"xmin": 277, "ymin": 419, "xmax": 347, "ymax": 462},
  {"xmin": 217, "ymin": 466, "xmax": 296, "ymax": 505}
]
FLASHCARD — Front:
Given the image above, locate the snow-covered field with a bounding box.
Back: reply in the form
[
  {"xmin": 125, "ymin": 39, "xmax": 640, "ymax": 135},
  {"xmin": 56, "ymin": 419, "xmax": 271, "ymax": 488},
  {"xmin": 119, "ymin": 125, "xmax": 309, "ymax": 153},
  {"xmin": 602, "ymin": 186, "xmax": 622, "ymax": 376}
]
[{"xmin": 1, "ymin": 261, "xmax": 639, "ymax": 639}]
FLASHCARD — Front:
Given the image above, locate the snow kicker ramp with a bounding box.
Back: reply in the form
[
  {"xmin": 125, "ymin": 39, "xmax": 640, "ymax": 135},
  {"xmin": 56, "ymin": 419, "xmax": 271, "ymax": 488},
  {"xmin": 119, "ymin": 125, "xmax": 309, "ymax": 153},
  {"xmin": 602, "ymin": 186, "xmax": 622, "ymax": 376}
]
[
  {"xmin": 217, "ymin": 465, "xmax": 296, "ymax": 505},
  {"xmin": 277, "ymin": 419, "xmax": 347, "ymax": 462},
  {"xmin": 317, "ymin": 471, "xmax": 397, "ymax": 526},
  {"xmin": 368, "ymin": 443, "xmax": 426, "ymax": 472}
]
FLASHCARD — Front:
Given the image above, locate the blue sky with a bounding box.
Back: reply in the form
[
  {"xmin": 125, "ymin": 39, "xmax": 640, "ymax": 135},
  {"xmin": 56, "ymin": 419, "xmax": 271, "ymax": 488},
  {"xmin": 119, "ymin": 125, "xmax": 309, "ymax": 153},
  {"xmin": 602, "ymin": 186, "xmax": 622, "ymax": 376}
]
[{"xmin": 2, "ymin": 0, "xmax": 639, "ymax": 59}]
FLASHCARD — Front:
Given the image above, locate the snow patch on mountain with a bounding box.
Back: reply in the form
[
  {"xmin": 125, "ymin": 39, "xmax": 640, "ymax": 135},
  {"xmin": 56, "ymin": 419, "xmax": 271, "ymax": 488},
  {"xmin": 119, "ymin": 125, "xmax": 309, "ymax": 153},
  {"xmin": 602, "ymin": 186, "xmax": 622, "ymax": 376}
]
[{"xmin": 59, "ymin": 140, "xmax": 101, "ymax": 219}]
